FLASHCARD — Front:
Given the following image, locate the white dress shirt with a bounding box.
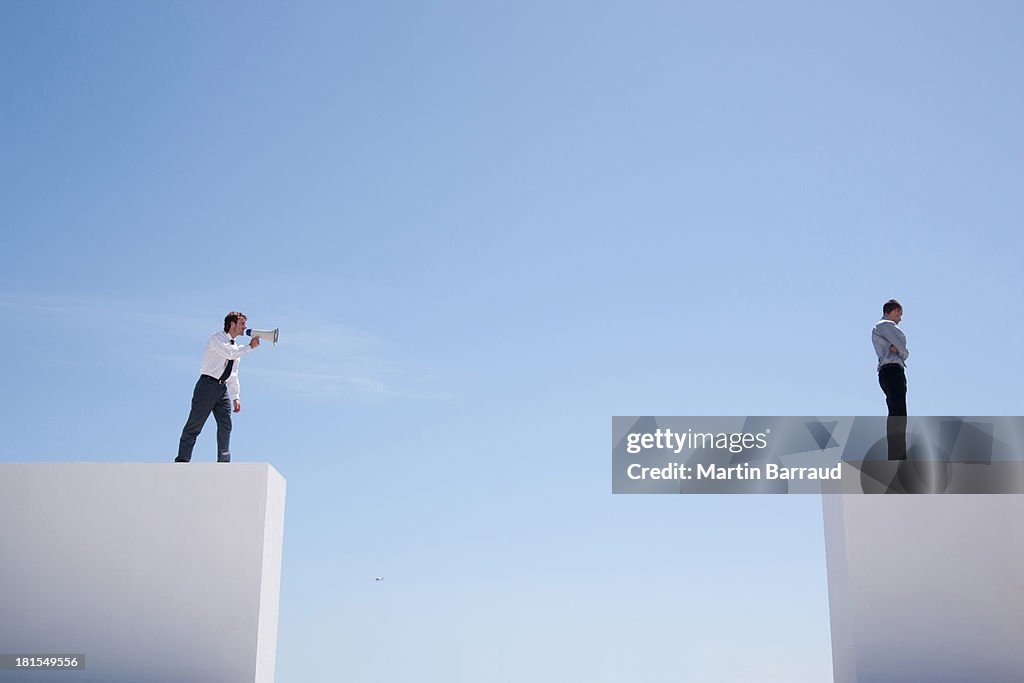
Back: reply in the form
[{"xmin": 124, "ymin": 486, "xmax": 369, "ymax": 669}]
[
  {"xmin": 871, "ymin": 319, "xmax": 909, "ymax": 370},
  {"xmin": 199, "ymin": 331, "xmax": 255, "ymax": 401}
]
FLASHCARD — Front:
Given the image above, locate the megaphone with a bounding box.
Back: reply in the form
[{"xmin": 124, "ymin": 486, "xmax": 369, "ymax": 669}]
[{"xmin": 245, "ymin": 327, "xmax": 279, "ymax": 345}]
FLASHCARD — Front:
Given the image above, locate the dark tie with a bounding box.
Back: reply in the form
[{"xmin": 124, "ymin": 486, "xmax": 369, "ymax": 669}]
[{"xmin": 218, "ymin": 339, "xmax": 235, "ymax": 382}]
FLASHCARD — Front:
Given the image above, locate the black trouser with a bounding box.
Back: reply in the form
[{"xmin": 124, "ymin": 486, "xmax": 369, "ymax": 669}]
[
  {"xmin": 878, "ymin": 364, "xmax": 907, "ymax": 416},
  {"xmin": 878, "ymin": 364, "xmax": 907, "ymax": 460},
  {"xmin": 176, "ymin": 376, "xmax": 232, "ymax": 462}
]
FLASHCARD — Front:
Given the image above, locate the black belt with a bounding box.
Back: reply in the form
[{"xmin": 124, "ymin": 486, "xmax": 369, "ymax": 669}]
[
  {"xmin": 879, "ymin": 363, "xmax": 904, "ymax": 371},
  {"xmin": 201, "ymin": 374, "xmax": 227, "ymax": 385}
]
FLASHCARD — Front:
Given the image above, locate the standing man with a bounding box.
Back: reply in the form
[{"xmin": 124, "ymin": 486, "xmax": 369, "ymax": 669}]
[
  {"xmin": 872, "ymin": 299, "xmax": 909, "ymax": 460},
  {"xmin": 176, "ymin": 311, "xmax": 260, "ymax": 463}
]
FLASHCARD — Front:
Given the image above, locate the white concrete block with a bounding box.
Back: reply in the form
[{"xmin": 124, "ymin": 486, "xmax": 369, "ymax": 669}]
[
  {"xmin": 0, "ymin": 463, "xmax": 286, "ymax": 683},
  {"xmin": 823, "ymin": 478, "xmax": 1024, "ymax": 683}
]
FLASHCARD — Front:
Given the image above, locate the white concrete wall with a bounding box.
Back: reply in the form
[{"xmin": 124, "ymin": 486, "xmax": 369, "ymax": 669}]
[
  {"xmin": 0, "ymin": 463, "xmax": 286, "ymax": 683},
  {"xmin": 823, "ymin": 480, "xmax": 1024, "ymax": 683}
]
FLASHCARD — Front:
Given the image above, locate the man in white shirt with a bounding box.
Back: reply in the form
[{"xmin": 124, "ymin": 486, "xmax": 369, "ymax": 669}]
[
  {"xmin": 175, "ymin": 311, "xmax": 260, "ymax": 463},
  {"xmin": 872, "ymin": 299, "xmax": 909, "ymax": 460},
  {"xmin": 872, "ymin": 299, "xmax": 909, "ymax": 414}
]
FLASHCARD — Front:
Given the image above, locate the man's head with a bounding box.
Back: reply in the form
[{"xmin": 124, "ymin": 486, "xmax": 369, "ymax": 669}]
[
  {"xmin": 882, "ymin": 299, "xmax": 903, "ymax": 324},
  {"xmin": 224, "ymin": 311, "xmax": 248, "ymax": 337}
]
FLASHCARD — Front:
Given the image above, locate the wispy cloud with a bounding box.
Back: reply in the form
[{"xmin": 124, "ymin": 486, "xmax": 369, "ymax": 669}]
[
  {"xmin": 244, "ymin": 325, "xmax": 456, "ymax": 404},
  {"xmin": 2, "ymin": 292, "xmax": 455, "ymax": 404},
  {"xmin": 0, "ymin": 292, "xmax": 210, "ymax": 333}
]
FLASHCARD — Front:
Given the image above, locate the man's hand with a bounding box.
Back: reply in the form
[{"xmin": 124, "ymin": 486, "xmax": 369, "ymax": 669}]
[
  {"xmin": 233, "ymin": 399, "xmax": 241, "ymax": 413},
  {"xmin": 890, "ymin": 344, "xmax": 898, "ymax": 353},
  {"xmin": 250, "ymin": 336, "xmax": 260, "ymax": 349}
]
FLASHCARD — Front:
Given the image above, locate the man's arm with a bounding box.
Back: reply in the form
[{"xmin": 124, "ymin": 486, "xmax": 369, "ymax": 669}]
[
  {"xmin": 227, "ymin": 374, "xmax": 241, "ymax": 406},
  {"xmin": 208, "ymin": 335, "xmax": 257, "ymax": 360},
  {"xmin": 876, "ymin": 323, "xmax": 909, "ymax": 360}
]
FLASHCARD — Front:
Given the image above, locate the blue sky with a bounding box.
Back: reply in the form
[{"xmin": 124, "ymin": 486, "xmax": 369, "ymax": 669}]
[{"xmin": 2, "ymin": 2, "xmax": 1022, "ymax": 681}]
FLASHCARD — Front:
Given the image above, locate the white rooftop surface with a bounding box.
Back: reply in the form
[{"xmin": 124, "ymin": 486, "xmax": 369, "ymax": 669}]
[{"xmin": 0, "ymin": 462, "xmax": 286, "ymax": 683}]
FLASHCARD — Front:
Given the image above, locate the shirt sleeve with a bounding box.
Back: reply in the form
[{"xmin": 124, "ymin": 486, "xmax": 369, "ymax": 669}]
[
  {"xmin": 876, "ymin": 323, "xmax": 909, "ymax": 360},
  {"xmin": 227, "ymin": 373, "xmax": 241, "ymax": 402},
  {"xmin": 208, "ymin": 336, "xmax": 254, "ymax": 361}
]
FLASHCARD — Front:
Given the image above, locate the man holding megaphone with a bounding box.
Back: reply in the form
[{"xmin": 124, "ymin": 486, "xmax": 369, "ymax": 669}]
[{"xmin": 175, "ymin": 311, "xmax": 261, "ymax": 463}]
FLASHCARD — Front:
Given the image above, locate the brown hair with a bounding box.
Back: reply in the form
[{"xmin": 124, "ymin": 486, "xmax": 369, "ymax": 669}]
[
  {"xmin": 882, "ymin": 299, "xmax": 902, "ymax": 316},
  {"xmin": 224, "ymin": 311, "xmax": 247, "ymax": 332}
]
